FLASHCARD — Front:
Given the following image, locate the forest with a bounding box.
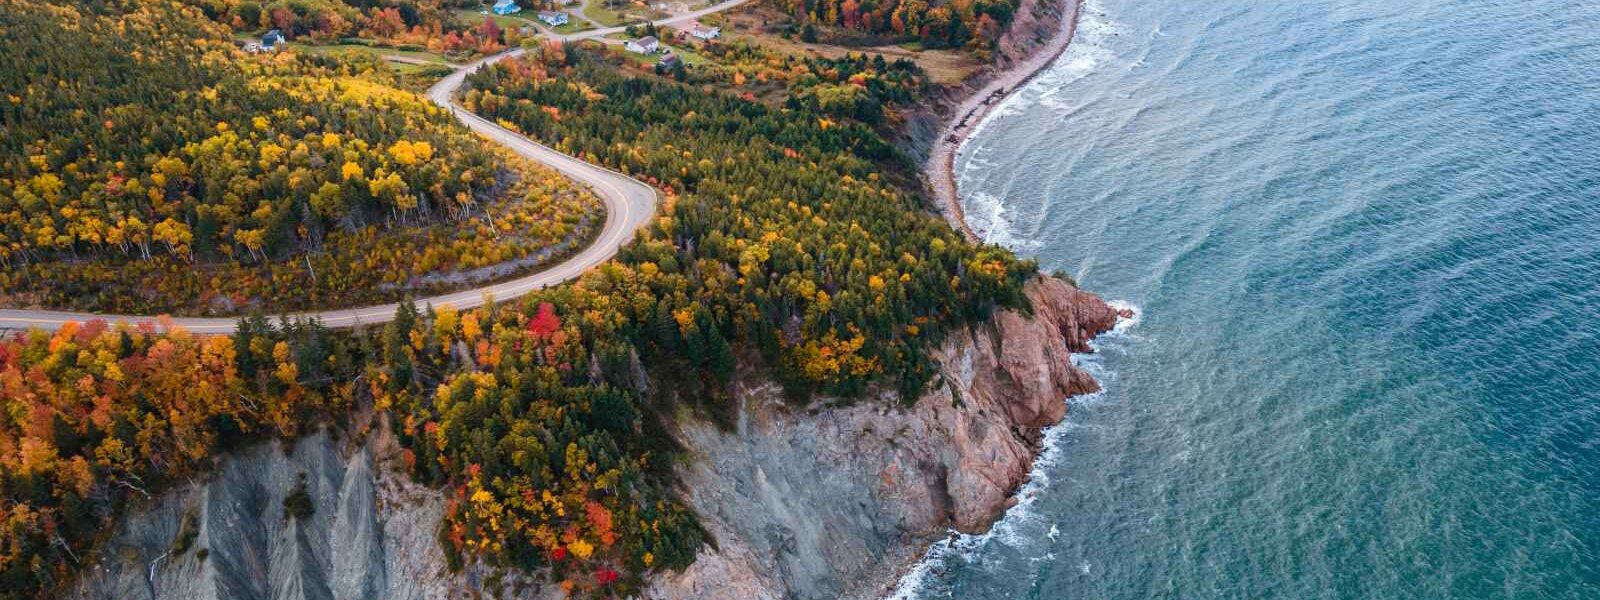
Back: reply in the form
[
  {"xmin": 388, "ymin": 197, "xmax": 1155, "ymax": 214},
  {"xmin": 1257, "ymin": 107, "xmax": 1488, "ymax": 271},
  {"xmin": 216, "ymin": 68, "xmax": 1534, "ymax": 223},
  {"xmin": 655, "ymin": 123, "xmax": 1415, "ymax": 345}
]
[
  {"xmin": 0, "ymin": 0, "xmax": 599, "ymax": 314},
  {"xmin": 187, "ymin": 0, "xmax": 525, "ymax": 57},
  {"xmin": 667, "ymin": 38, "xmax": 929, "ymax": 126},
  {"xmin": 769, "ymin": 0, "xmax": 1023, "ymax": 51},
  {"xmin": 463, "ymin": 44, "xmax": 1034, "ymax": 401},
  {"xmin": 0, "ymin": 300, "xmax": 705, "ymax": 598},
  {"xmin": 1, "ymin": 6, "xmax": 1041, "ymax": 600}
]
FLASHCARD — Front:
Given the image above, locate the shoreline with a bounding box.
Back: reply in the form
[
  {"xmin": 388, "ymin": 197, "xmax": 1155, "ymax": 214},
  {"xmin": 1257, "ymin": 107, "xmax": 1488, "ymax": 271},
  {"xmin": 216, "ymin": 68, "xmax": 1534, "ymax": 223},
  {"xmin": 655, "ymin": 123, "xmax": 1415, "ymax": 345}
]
[
  {"xmin": 926, "ymin": 0, "xmax": 1086, "ymax": 241},
  {"xmin": 875, "ymin": 3, "xmax": 1100, "ymax": 596}
]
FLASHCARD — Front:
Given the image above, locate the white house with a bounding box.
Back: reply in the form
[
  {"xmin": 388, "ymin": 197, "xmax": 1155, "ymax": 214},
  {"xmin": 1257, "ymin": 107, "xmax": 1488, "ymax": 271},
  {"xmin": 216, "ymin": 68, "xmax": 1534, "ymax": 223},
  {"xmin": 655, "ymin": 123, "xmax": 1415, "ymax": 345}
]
[
  {"xmin": 688, "ymin": 21, "xmax": 720, "ymax": 40},
  {"xmin": 538, "ymin": 10, "xmax": 569, "ymax": 26},
  {"xmin": 492, "ymin": 0, "xmax": 522, "ymax": 15},
  {"xmin": 625, "ymin": 36, "xmax": 660, "ymax": 54}
]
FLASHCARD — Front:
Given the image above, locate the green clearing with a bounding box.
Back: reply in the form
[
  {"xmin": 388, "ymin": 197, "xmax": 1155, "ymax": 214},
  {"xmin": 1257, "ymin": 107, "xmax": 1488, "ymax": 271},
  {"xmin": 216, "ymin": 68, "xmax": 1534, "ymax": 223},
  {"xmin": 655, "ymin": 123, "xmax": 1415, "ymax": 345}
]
[
  {"xmin": 453, "ymin": 8, "xmax": 538, "ymax": 30},
  {"xmin": 662, "ymin": 44, "xmax": 709, "ymax": 66},
  {"xmin": 551, "ymin": 20, "xmax": 594, "ymax": 35},
  {"xmin": 289, "ymin": 41, "xmax": 456, "ymax": 66},
  {"xmin": 582, "ymin": 3, "xmax": 633, "ymax": 26}
]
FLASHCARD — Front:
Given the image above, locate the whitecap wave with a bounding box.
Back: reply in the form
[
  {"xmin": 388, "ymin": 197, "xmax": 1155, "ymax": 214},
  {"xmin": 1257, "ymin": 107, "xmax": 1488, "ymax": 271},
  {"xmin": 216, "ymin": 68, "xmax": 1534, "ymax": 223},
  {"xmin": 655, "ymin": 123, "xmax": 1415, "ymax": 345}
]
[
  {"xmin": 1106, "ymin": 299, "xmax": 1143, "ymax": 334},
  {"xmin": 897, "ymin": 7, "xmax": 1139, "ymax": 594},
  {"xmin": 957, "ymin": 0, "xmax": 1124, "ymax": 247},
  {"xmin": 963, "ymin": 190, "xmax": 1040, "ymax": 252},
  {"xmin": 962, "ymin": 0, "xmax": 1124, "ymax": 145},
  {"xmin": 1032, "ymin": 0, "xmax": 1126, "ymax": 111}
]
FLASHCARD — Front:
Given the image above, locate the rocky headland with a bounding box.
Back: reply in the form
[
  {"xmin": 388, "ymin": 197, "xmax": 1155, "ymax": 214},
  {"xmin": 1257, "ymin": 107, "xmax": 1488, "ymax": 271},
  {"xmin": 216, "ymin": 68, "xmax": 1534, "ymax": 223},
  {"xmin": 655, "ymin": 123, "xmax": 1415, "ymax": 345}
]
[
  {"xmin": 65, "ymin": 0, "xmax": 1116, "ymax": 596},
  {"xmin": 67, "ymin": 277, "xmax": 1121, "ymax": 600},
  {"xmin": 648, "ymin": 277, "xmax": 1122, "ymax": 600}
]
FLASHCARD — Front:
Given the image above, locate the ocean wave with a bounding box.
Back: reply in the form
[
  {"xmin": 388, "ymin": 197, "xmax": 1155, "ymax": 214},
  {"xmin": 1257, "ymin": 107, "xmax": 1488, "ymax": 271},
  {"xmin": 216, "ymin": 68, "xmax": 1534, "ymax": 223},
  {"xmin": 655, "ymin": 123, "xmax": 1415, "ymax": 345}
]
[
  {"xmin": 901, "ymin": 6, "xmax": 1140, "ymax": 593},
  {"xmin": 1107, "ymin": 299, "xmax": 1143, "ymax": 334},
  {"xmin": 963, "ymin": 190, "xmax": 1041, "ymax": 252},
  {"xmin": 964, "ymin": 0, "xmax": 1124, "ymax": 141},
  {"xmin": 1032, "ymin": 0, "xmax": 1126, "ymax": 110},
  {"xmin": 958, "ymin": 0, "xmax": 1125, "ymax": 248},
  {"xmin": 883, "ymin": 304, "xmax": 1142, "ymax": 599}
]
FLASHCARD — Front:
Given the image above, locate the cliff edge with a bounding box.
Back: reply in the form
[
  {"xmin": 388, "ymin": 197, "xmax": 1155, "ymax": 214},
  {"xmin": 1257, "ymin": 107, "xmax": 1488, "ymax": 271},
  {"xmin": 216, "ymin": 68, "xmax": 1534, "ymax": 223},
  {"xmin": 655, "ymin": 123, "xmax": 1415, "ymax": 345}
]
[
  {"xmin": 649, "ymin": 276, "xmax": 1121, "ymax": 600},
  {"xmin": 65, "ymin": 277, "xmax": 1118, "ymax": 600}
]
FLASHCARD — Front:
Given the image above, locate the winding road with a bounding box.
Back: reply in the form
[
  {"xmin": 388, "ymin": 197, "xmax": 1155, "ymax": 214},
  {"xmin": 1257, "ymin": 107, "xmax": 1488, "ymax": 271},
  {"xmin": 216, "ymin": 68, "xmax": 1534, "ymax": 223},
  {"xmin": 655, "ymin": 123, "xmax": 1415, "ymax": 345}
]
[{"xmin": 0, "ymin": 0, "xmax": 750, "ymax": 334}]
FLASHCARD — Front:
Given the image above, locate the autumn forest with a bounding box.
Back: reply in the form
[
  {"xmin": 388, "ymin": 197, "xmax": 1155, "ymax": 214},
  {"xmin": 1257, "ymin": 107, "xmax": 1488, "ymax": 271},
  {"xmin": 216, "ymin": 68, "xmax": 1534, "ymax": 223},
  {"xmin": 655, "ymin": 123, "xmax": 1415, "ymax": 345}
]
[{"xmin": 1, "ymin": 0, "xmax": 1040, "ymax": 598}]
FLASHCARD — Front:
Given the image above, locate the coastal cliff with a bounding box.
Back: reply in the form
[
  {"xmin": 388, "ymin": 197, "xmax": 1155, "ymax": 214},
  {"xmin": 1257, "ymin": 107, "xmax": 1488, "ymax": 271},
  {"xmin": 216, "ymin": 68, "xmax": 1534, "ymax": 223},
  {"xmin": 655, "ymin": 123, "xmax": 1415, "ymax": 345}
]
[
  {"xmin": 65, "ymin": 277, "xmax": 1118, "ymax": 600},
  {"xmin": 648, "ymin": 276, "xmax": 1119, "ymax": 600}
]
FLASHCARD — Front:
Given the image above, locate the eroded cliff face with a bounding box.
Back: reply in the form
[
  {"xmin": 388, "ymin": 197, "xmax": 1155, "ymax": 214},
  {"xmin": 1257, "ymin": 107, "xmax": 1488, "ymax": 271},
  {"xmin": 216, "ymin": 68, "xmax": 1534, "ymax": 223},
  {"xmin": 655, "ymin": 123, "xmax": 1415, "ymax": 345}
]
[
  {"xmin": 649, "ymin": 276, "xmax": 1120, "ymax": 600},
  {"xmin": 72, "ymin": 276, "xmax": 1116, "ymax": 600},
  {"xmin": 63, "ymin": 421, "xmax": 562, "ymax": 600}
]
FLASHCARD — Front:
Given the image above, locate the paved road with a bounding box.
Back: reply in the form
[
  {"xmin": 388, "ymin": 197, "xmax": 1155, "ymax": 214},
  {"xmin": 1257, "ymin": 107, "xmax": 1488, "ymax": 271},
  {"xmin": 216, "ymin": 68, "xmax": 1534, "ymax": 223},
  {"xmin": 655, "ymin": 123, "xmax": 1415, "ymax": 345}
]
[
  {"xmin": 559, "ymin": 0, "xmax": 750, "ymax": 41},
  {"xmin": 0, "ymin": 0, "xmax": 754, "ymax": 334},
  {"xmin": 491, "ymin": 0, "xmax": 750, "ymax": 42}
]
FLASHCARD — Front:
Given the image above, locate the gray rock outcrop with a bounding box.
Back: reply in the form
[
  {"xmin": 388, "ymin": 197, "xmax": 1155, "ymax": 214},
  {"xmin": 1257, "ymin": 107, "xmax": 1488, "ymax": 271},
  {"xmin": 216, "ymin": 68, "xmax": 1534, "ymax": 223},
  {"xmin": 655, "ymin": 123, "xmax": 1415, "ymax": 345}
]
[{"xmin": 70, "ymin": 276, "xmax": 1118, "ymax": 600}]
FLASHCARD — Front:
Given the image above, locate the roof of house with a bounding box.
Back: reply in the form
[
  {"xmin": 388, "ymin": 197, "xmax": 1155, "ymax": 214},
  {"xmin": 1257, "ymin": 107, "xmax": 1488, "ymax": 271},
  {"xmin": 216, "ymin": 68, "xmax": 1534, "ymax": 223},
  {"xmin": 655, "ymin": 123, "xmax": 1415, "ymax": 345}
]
[
  {"xmin": 494, "ymin": 0, "xmax": 518, "ymax": 6},
  {"xmin": 539, "ymin": 10, "xmax": 564, "ymax": 17},
  {"xmin": 633, "ymin": 36, "xmax": 659, "ymax": 45},
  {"xmin": 262, "ymin": 29, "xmax": 284, "ymax": 43}
]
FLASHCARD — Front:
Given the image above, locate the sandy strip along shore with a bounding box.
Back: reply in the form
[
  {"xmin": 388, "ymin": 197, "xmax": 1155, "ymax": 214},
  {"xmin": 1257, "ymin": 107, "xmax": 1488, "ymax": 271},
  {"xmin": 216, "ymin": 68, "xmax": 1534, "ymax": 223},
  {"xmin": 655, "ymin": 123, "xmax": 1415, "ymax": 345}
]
[{"xmin": 926, "ymin": 0, "xmax": 1086, "ymax": 242}]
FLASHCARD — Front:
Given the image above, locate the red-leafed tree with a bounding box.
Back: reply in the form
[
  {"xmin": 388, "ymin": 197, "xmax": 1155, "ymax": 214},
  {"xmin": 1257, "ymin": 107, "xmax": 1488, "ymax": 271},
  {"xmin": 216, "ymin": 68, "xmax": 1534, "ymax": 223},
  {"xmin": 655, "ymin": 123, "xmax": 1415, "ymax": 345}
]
[{"xmin": 527, "ymin": 302, "xmax": 562, "ymax": 338}]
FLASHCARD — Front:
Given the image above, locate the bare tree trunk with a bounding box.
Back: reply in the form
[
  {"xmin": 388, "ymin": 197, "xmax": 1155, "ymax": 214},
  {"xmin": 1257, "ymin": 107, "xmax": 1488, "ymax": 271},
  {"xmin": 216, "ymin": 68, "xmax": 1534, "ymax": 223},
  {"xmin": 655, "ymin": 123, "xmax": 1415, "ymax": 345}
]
[{"xmin": 147, "ymin": 550, "xmax": 171, "ymax": 598}]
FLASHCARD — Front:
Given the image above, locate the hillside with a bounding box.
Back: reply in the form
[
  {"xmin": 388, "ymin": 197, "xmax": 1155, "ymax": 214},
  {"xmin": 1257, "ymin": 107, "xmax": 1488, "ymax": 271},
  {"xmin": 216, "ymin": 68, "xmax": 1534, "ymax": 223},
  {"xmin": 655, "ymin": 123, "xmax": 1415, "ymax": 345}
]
[
  {"xmin": 0, "ymin": 2, "xmax": 1118, "ymax": 599},
  {"xmin": 0, "ymin": 0, "xmax": 599, "ymax": 314}
]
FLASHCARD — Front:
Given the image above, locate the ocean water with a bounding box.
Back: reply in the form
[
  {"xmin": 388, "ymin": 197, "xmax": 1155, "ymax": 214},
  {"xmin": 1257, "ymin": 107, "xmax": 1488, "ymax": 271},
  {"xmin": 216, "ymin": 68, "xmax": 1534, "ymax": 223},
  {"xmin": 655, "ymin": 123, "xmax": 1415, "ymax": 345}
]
[{"xmin": 896, "ymin": 0, "xmax": 1600, "ymax": 598}]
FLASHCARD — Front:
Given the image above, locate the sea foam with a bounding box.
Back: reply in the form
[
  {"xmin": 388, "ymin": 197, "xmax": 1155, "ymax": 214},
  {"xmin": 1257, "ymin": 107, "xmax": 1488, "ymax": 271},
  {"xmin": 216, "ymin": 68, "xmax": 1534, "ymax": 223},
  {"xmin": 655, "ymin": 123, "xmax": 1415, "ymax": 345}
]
[
  {"xmin": 888, "ymin": 6, "xmax": 1137, "ymax": 596},
  {"xmin": 956, "ymin": 0, "xmax": 1124, "ymax": 249}
]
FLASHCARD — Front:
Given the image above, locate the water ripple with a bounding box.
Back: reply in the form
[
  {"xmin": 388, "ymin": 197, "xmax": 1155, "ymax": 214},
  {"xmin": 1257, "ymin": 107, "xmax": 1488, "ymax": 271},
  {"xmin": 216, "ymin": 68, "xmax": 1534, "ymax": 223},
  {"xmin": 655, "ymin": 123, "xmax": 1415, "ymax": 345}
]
[{"xmin": 934, "ymin": 0, "xmax": 1600, "ymax": 597}]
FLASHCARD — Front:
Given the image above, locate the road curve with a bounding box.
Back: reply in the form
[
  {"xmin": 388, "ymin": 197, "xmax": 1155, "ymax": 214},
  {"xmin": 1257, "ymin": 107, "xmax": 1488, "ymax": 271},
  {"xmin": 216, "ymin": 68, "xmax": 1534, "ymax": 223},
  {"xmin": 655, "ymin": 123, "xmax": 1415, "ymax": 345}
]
[
  {"xmin": 0, "ymin": 0, "xmax": 758, "ymax": 334},
  {"xmin": 0, "ymin": 49, "xmax": 657, "ymax": 334}
]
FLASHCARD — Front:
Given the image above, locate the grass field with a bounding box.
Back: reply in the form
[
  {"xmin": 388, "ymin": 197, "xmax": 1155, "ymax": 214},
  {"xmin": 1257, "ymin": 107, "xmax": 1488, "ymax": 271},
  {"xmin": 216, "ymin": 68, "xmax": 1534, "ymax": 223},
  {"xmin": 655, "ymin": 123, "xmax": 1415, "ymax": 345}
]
[
  {"xmin": 551, "ymin": 20, "xmax": 595, "ymax": 35},
  {"xmin": 454, "ymin": 8, "xmax": 539, "ymax": 30},
  {"xmin": 660, "ymin": 44, "xmax": 709, "ymax": 66},
  {"xmin": 290, "ymin": 41, "xmax": 457, "ymax": 65},
  {"xmin": 582, "ymin": 3, "xmax": 634, "ymax": 27},
  {"xmin": 717, "ymin": 9, "xmax": 981, "ymax": 84}
]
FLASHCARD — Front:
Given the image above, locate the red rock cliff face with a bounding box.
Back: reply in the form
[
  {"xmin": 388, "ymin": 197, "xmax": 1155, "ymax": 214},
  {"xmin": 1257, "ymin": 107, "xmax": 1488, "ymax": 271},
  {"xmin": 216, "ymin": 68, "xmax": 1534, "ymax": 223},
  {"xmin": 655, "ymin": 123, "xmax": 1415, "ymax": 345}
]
[
  {"xmin": 938, "ymin": 276, "xmax": 1119, "ymax": 530},
  {"xmin": 650, "ymin": 276, "xmax": 1121, "ymax": 600}
]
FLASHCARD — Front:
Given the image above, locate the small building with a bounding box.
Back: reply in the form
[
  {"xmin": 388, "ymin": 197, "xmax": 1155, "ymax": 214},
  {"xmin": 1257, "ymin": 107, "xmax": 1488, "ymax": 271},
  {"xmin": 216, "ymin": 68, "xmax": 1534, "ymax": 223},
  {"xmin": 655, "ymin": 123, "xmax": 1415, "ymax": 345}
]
[
  {"xmin": 688, "ymin": 21, "xmax": 720, "ymax": 40},
  {"xmin": 657, "ymin": 52, "xmax": 680, "ymax": 68},
  {"xmin": 243, "ymin": 42, "xmax": 261, "ymax": 53},
  {"xmin": 492, "ymin": 0, "xmax": 522, "ymax": 15},
  {"xmin": 537, "ymin": 10, "xmax": 569, "ymax": 26},
  {"xmin": 261, "ymin": 29, "xmax": 285, "ymax": 51},
  {"xmin": 625, "ymin": 35, "xmax": 660, "ymax": 54}
]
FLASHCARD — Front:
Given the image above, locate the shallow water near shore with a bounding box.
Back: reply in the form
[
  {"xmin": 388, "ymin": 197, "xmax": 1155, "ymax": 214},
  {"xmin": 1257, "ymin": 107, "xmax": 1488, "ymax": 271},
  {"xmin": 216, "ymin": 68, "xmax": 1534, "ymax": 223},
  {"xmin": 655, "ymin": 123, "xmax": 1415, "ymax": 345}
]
[{"xmin": 898, "ymin": 0, "xmax": 1600, "ymax": 597}]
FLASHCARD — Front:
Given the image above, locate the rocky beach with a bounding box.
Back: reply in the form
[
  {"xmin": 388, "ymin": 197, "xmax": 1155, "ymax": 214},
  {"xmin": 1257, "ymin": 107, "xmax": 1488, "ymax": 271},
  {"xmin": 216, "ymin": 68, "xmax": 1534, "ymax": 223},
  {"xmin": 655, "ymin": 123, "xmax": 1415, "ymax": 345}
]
[{"xmin": 925, "ymin": 0, "xmax": 1085, "ymax": 241}]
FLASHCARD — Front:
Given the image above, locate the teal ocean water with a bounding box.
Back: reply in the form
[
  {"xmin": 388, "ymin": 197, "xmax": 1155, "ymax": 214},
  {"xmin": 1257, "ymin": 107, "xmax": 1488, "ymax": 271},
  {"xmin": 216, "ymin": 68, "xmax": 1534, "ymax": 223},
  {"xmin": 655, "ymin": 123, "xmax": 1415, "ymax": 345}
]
[{"xmin": 895, "ymin": 0, "xmax": 1600, "ymax": 597}]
